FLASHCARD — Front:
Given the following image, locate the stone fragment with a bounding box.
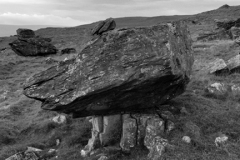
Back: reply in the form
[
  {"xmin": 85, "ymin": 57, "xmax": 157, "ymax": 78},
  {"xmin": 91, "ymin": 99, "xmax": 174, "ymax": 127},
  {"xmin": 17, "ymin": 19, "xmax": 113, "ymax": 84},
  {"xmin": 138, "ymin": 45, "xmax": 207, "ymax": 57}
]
[
  {"xmin": 147, "ymin": 136, "xmax": 168, "ymax": 160},
  {"xmin": 100, "ymin": 114, "xmax": 121, "ymax": 146},
  {"xmin": 120, "ymin": 114, "xmax": 137, "ymax": 152},
  {"xmin": 81, "ymin": 116, "xmax": 103, "ymax": 157},
  {"xmin": 26, "ymin": 147, "xmax": 42, "ymax": 153},
  {"xmin": 208, "ymin": 58, "xmax": 228, "ymax": 74},
  {"xmin": 226, "ymin": 54, "xmax": 240, "ymax": 72},
  {"xmin": 52, "ymin": 114, "xmax": 67, "ymax": 124},
  {"xmin": 144, "ymin": 116, "xmax": 165, "ymax": 149},
  {"xmin": 207, "ymin": 82, "xmax": 227, "ymax": 94},
  {"xmin": 215, "ymin": 134, "xmax": 228, "ymax": 147},
  {"xmin": 182, "ymin": 136, "xmax": 191, "ymax": 143}
]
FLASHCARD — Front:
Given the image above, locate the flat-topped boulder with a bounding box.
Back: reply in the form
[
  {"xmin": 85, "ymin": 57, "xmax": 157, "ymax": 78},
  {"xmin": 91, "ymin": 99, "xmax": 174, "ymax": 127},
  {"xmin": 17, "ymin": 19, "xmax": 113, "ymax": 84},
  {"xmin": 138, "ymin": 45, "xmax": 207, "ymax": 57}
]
[
  {"xmin": 23, "ymin": 21, "xmax": 193, "ymax": 118},
  {"xmin": 92, "ymin": 18, "xmax": 116, "ymax": 35},
  {"xmin": 17, "ymin": 28, "xmax": 35, "ymax": 40}
]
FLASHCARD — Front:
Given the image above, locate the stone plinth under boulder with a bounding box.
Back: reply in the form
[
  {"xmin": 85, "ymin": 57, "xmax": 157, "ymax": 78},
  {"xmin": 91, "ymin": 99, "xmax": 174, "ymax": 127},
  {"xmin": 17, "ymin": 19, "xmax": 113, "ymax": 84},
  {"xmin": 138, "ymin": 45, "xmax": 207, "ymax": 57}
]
[{"xmin": 9, "ymin": 28, "xmax": 57, "ymax": 56}]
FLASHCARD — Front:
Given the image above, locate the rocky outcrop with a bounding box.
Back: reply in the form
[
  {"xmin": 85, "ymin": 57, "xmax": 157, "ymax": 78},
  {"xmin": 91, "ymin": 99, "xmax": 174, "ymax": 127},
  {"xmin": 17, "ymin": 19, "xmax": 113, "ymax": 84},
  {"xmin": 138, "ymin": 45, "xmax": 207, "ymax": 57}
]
[
  {"xmin": 9, "ymin": 29, "xmax": 57, "ymax": 56},
  {"xmin": 23, "ymin": 21, "xmax": 193, "ymax": 118},
  {"xmin": 197, "ymin": 18, "xmax": 240, "ymax": 41},
  {"xmin": 226, "ymin": 54, "xmax": 240, "ymax": 73},
  {"xmin": 92, "ymin": 18, "xmax": 116, "ymax": 35}
]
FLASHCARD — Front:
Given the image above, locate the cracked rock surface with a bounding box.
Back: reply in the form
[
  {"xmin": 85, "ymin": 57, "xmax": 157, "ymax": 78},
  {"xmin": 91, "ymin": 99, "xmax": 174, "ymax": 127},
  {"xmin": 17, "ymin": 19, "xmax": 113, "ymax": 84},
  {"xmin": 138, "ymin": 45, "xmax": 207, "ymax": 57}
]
[{"xmin": 23, "ymin": 21, "xmax": 193, "ymax": 118}]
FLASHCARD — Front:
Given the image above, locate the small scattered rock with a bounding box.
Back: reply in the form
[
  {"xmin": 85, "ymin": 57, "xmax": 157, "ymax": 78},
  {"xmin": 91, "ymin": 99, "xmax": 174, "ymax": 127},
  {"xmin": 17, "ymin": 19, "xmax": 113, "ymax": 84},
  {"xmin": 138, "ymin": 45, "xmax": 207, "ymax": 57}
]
[
  {"xmin": 226, "ymin": 54, "xmax": 240, "ymax": 72},
  {"xmin": 52, "ymin": 114, "xmax": 67, "ymax": 124},
  {"xmin": 26, "ymin": 147, "xmax": 42, "ymax": 153},
  {"xmin": 147, "ymin": 136, "xmax": 168, "ymax": 160},
  {"xmin": 182, "ymin": 136, "xmax": 191, "ymax": 143},
  {"xmin": 207, "ymin": 82, "xmax": 227, "ymax": 94},
  {"xmin": 215, "ymin": 134, "xmax": 228, "ymax": 147},
  {"xmin": 61, "ymin": 48, "xmax": 76, "ymax": 54},
  {"xmin": 208, "ymin": 58, "xmax": 228, "ymax": 74},
  {"xmin": 45, "ymin": 57, "xmax": 58, "ymax": 64}
]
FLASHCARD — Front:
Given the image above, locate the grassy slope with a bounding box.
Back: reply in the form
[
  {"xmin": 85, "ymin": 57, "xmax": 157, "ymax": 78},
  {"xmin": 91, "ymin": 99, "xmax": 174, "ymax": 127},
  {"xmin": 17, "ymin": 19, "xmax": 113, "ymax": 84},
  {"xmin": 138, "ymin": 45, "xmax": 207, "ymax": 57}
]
[{"xmin": 0, "ymin": 4, "xmax": 240, "ymax": 160}]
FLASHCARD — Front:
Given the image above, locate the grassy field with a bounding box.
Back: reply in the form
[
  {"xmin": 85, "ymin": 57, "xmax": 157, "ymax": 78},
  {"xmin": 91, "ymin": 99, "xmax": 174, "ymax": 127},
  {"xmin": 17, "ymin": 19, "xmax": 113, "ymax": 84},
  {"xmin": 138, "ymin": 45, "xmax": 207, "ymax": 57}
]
[{"xmin": 0, "ymin": 35, "xmax": 240, "ymax": 160}]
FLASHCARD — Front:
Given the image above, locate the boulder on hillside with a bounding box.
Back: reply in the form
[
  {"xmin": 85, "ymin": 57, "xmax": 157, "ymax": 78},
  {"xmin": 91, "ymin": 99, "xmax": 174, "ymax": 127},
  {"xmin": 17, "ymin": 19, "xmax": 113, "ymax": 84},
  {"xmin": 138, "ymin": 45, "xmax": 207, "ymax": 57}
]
[
  {"xmin": 9, "ymin": 38, "xmax": 57, "ymax": 56},
  {"xmin": 23, "ymin": 21, "xmax": 193, "ymax": 118},
  {"xmin": 9, "ymin": 28, "xmax": 57, "ymax": 56},
  {"xmin": 92, "ymin": 18, "xmax": 116, "ymax": 35},
  {"xmin": 215, "ymin": 18, "xmax": 240, "ymax": 30},
  {"xmin": 17, "ymin": 28, "xmax": 35, "ymax": 40},
  {"xmin": 208, "ymin": 58, "xmax": 228, "ymax": 74}
]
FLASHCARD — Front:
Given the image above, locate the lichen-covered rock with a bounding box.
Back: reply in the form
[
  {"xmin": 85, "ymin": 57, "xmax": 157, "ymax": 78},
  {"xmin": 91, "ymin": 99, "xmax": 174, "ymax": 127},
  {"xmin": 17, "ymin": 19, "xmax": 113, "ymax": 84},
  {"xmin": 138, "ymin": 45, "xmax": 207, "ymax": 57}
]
[
  {"xmin": 23, "ymin": 21, "xmax": 193, "ymax": 117},
  {"xmin": 147, "ymin": 136, "xmax": 168, "ymax": 160},
  {"xmin": 92, "ymin": 18, "xmax": 116, "ymax": 35}
]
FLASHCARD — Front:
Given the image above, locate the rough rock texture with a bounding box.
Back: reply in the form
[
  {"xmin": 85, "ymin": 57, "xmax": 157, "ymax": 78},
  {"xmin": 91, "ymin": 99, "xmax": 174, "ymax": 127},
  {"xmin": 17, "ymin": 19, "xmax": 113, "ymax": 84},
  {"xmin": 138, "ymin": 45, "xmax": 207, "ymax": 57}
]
[
  {"xmin": 81, "ymin": 112, "xmax": 174, "ymax": 159},
  {"xmin": 208, "ymin": 58, "xmax": 228, "ymax": 74},
  {"xmin": 9, "ymin": 28, "xmax": 57, "ymax": 56},
  {"xmin": 92, "ymin": 18, "xmax": 116, "ymax": 35},
  {"xmin": 227, "ymin": 54, "xmax": 240, "ymax": 72},
  {"xmin": 17, "ymin": 28, "xmax": 35, "ymax": 40},
  {"xmin": 23, "ymin": 21, "xmax": 193, "ymax": 117}
]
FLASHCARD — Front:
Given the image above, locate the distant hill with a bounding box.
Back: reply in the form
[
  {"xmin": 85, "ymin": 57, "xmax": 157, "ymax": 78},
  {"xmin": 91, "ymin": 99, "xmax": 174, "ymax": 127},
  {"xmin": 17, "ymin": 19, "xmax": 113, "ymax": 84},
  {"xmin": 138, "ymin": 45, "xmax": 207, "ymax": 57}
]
[{"xmin": 0, "ymin": 25, "xmax": 62, "ymax": 37}]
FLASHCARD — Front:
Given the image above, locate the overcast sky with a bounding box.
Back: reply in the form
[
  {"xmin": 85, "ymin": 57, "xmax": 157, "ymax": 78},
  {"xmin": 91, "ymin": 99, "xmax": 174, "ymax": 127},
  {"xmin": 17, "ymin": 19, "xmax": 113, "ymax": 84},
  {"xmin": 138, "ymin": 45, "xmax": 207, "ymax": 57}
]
[{"xmin": 0, "ymin": 0, "xmax": 239, "ymax": 26}]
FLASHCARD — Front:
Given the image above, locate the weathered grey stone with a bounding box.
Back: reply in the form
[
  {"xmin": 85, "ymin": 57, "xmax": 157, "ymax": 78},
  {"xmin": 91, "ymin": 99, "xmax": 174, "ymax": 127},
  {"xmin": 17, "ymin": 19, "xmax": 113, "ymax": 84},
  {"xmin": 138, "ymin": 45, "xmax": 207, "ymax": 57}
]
[
  {"xmin": 208, "ymin": 58, "xmax": 228, "ymax": 74},
  {"xmin": 23, "ymin": 21, "xmax": 193, "ymax": 117},
  {"xmin": 120, "ymin": 114, "xmax": 137, "ymax": 152},
  {"xmin": 147, "ymin": 136, "xmax": 168, "ymax": 160},
  {"xmin": 144, "ymin": 116, "xmax": 165, "ymax": 149},
  {"xmin": 99, "ymin": 115, "xmax": 121, "ymax": 146}
]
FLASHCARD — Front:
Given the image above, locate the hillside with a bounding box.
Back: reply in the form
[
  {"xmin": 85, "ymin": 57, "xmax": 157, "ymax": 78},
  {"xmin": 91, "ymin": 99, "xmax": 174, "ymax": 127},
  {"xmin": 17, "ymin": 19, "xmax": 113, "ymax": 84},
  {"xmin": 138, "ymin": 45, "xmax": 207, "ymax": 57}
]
[{"xmin": 0, "ymin": 4, "xmax": 240, "ymax": 160}]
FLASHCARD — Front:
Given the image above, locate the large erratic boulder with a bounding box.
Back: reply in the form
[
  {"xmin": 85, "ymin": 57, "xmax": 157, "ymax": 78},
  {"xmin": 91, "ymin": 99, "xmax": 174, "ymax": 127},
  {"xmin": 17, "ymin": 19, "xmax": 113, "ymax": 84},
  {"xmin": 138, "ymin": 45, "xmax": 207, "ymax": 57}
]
[
  {"xmin": 9, "ymin": 28, "xmax": 57, "ymax": 56},
  {"xmin": 23, "ymin": 21, "xmax": 194, "ymax": 118}
]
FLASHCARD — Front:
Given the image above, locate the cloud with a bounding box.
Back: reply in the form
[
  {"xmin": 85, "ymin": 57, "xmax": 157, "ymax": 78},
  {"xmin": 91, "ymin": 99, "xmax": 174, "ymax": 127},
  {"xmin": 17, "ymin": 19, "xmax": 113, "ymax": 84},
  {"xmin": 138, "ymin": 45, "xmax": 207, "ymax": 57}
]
[{"xmin": 0, "ymin": 12, "xmax": 88, "ymax": 26}]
